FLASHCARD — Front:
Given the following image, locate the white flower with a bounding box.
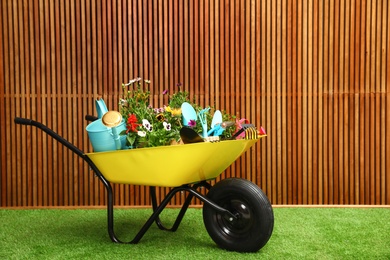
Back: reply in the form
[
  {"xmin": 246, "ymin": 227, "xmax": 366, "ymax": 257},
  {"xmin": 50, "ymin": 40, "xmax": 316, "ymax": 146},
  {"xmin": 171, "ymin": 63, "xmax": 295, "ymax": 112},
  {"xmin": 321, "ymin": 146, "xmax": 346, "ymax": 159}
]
[
  {"xmin": 124, "ymin": 77, "xmax": 142, "ymax": 86},
  {"xmin": 137, "ymin": 131, "xmax": 146, "ymax": 137},
  {"xmin": 142, "ymin": 119, "xmax": 153, "ymax": 131},
  {"xmin": 119, "ymin": 99, "xmax": 127, "ymax": 106},
  {"xmin": 163, "ymin": 122, "xmax": 171, "ymax": 131}
]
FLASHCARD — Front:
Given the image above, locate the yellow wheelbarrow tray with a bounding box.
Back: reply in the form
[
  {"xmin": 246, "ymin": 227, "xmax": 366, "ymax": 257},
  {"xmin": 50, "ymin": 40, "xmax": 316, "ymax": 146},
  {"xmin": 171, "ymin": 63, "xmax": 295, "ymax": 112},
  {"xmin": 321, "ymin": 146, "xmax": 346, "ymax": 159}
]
[
  {"xmin": 14, "ymin": 117, "xmax": 274, "ymax": 253},
  {"xmin": 86, "ymin": 137, "xmax": 263, "ymax": 187}
]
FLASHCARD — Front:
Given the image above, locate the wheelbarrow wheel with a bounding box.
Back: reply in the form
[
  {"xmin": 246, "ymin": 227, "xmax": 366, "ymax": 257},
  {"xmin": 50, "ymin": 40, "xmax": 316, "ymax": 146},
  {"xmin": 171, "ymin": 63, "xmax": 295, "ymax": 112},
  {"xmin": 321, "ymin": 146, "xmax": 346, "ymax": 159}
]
[{"xmin": 202, "ymin": 178, "xmax": 274, "ymax": 252}]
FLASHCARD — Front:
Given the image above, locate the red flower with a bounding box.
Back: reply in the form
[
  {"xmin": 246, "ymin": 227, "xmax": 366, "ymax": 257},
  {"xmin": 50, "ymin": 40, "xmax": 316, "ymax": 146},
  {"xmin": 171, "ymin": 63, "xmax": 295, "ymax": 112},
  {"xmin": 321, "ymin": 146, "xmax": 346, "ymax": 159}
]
[{"xmin": 126, "ymin": 113, "xmax": 140, "ymax": 133}]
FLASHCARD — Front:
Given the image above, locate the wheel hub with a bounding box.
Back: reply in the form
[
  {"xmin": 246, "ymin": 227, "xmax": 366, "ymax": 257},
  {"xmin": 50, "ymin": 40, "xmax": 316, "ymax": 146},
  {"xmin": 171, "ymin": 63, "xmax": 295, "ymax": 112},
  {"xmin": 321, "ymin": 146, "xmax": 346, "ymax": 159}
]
[{"xmin": 220, "ymin": 199, "xmax": 254, "ymax": 236}]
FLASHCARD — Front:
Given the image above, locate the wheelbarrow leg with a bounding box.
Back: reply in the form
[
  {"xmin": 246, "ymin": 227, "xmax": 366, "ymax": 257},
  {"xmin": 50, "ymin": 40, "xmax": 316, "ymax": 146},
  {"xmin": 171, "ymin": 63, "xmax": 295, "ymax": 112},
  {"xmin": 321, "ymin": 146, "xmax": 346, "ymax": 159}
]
[
  {"xmin": 150, "ymin": 182, "xmax": 211, "ymax": 232},
  {"xmin": 90, "ymin": 155, "xmax": 233, "ymax": 244},
  {"xmin": 131, "ymin": 184, "xmax": 235, "ymax": 244}
]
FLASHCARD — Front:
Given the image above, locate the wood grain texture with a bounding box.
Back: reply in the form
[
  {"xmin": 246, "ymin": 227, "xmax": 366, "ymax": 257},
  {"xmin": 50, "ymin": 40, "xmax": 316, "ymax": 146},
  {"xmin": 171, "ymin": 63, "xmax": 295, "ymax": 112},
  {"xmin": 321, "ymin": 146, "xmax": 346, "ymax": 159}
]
[{"xmin": 0, "ymin": 0, "xmax": 389, "ymax": 207}]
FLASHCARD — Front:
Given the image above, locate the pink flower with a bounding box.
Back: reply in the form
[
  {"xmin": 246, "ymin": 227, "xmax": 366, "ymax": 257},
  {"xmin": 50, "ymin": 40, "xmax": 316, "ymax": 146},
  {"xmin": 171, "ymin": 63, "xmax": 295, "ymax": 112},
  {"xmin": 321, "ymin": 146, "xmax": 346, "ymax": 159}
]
[
  {"xmin": 233, "ymin": 118, "xmax": 249, "ymax": 139},
  {"xmin": 188, "ymin": 119, "xmax": 196, "ymax": 128}
]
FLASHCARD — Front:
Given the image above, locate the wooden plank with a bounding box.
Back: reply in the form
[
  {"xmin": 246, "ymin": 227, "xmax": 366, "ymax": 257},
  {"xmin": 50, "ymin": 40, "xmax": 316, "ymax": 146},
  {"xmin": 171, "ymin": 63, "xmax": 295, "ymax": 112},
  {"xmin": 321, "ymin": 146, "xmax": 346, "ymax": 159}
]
[
  {"xmin": 358, "ymin": 0, "xmax": 366, "ymax": 204},
  {"xmin": 46, "ymin": 0, "xmax": 54, "ymax": 206},
  {"xmin": 27, "ymin": 0, "xmax": 36, "ymax": 206},
  {"xmin": 262, "ymin": 1, "xmax": 268, "ymax": 194},
  {"xmin": 189, "ymin": 0, "xmax": 195, "ymax": 99},
  {"xmin": 340, "ymin": 1, "xmax": 347, "ymax": 204},
  {"xmin": 280, "ymin": 0, "xmax": 287, "ymax": 203},
  {"xmin": 271, "ymin": 0, "xmax": 277, "ymax": 202},
  {"xmin": 16, "ymin": 0, "xmax": 23, "ymax": 206},
  {"xmin": 184, "ymin": 0, "xmax": 190, "ymax": 92},
  {"xmin": 0, "ymin": 0, "xmax": 5, "ymax": 206},
  {"xmin": 332, "ymin": 0, "xmax": 340, "ymax": 204},
  {"xmin": 22, "ymin": 0, "xmax": 31, "ymax": 206},
  {"xmin": 284, "ymin": 1, "xmax": 294, "ymax": 204},
  {"xmin": 323, "ymin": 0, "xmax": 329, "ymax": 204},
  {"xmin": 369, "ymin": 0, "xmax": 376, "ymax": 204},
  {"xmin": 338, "ymin": 0, "xmax": 345, "ymax": 204},
  {"xmin": 349, "ymin": 0, "xmax": 356, "ymax": 204},
  {"xmin": 75, "ymin": 0, "xmax": 82, "ymax": 205},
  {"xmin": 179, "ymin": 0, "xmax": 184, "ymax": 87},
  {"xmin": 249, "ymin": 0, "xmax": 255, "ymax": 184},
  {"xmin": 297, "ymin": 0, "xmax": 303, "ymax": 203},
  {"xmin": 374, "ymin": 0, "xmax": 382, "ymax": 204},
  {"xmin": 353, "ymin": 0, "xmax": 360, "ymax": 204},
  {"xmin": 364, "ymin": 0, "xmax": 371, "ymax": 204},
  {"xmin": 69, "ymin": 2, "xmax": 77, "ymax": 205},
  {"xmin": 193, "ymin": 0, "xmax": 199, "ymax": 102},
  {"xmin": 312, "ymin": 0, "xmax": 319, "ymax": 204},
  {"xmin": 307, "ymin": 0, "xmax": 313, "ymax": 204},
  {"xmin": 2, "ymin": 0, "xmax": 10, "ymax": 206},
  {"xmin": 55, "ymin": 0, "xmax": 64, "ymax": 206},
  {"xmin": 318, "ymin": 0, "xmax": 324, "ymax": 204},
  {"xmin": 276, "ymin": 0, "xmax": 283, "ymax": 204},
  {"xmin": 343, "ymin": 0, "xmax": 350, "ymax": 204},
  {"xmin": 36, "ymin": 0, "xmax": 44, "ymax": 206},
  {"xmin": 327, "ymin": 1, "xmax": 335, "ymax": 197},
  {"xmin": 328, "ymin": 0, "xmax": 334, "ymax": 101},
  {"xmin": 384, "ymin": 0, "xmax": 390, "ymax": 204},
  {"xmin": 266, "ymin": 0, "xmax": 272, "ymax": 200},
  {"xmin": 383, "ymin": 0, "xmax": 389, "ymax": 204},
  {"xmin": 302, "ymin": 0, "xmax": 308, "ymax": 204}
]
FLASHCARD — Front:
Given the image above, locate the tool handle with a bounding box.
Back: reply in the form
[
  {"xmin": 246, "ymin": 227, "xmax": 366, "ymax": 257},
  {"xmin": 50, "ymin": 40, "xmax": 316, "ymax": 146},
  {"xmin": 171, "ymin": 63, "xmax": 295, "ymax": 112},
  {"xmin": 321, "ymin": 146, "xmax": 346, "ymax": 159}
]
[
  {"xmin": 85, "ymin": 115, "xmax": 99, "ymax": 122},
  {"xmin": 14, "ymin": 117, "xmax": 33, "ymax": 125}
]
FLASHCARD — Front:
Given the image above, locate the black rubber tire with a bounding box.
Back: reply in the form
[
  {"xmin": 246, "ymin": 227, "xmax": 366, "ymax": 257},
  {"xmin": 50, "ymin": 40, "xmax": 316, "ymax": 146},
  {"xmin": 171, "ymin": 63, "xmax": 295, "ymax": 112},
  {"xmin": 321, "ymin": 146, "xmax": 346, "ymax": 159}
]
[{"xmin": 202, "ymin": 178, "xmax": 274, "ymax": 252}]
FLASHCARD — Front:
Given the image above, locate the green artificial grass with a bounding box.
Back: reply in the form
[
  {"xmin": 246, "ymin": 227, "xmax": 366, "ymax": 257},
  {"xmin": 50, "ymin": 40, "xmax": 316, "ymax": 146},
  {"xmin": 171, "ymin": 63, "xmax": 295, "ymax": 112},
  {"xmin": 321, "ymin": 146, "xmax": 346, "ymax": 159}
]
[{"xmin": 0, "ymin": 207, "xmax": 389, "ymax": 259}]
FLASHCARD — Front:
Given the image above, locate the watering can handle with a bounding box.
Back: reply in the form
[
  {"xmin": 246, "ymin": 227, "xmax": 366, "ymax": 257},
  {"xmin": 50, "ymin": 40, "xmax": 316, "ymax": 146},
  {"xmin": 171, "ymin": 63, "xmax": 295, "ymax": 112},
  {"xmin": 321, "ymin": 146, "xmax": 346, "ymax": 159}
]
[{"xmin": 85, "ymin": 115, "xmax": 99, "ymax": 122}]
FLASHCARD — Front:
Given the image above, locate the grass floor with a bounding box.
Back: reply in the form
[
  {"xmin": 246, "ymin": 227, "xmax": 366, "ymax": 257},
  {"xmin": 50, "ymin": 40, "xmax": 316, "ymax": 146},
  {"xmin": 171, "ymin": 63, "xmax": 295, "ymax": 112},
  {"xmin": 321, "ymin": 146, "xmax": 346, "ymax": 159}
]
[{"xmin": 0, "ymin": 207, "xmax": 389, "ymax": 259}]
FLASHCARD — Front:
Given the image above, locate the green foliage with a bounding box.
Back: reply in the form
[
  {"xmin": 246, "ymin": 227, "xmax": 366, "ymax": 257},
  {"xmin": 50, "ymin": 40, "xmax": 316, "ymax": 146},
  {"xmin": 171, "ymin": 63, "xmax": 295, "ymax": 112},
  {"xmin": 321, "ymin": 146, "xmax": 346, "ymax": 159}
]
[
  {"xmin": 119, "ymin": 78, "xmax": 182, "ymax": 148},
  {"xmin": 119, "ymin": 78, "xmax": 237, "ymax": 148},
  {"xmin": 168, "ymin": 86, "xmax": 190, "ymax": 109}
]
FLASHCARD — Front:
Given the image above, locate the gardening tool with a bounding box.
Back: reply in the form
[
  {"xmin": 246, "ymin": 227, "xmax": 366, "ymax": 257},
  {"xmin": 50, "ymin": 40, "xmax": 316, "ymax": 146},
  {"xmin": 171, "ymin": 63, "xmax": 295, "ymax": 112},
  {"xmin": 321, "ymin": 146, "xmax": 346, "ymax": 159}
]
[
  {"xmin": 231, "ymin": 123, "xmax": 259, "ymax": 140},
  {"xmin": 181, "ymin": 102, "xmax": 197, "ymax": 126},
  {"xmin": 198, "ymin": 107, "xmax": 210, "ymax": 137},
  {"xmin": 180, "ymin": 127, "xmax": 205, "ymax": 144}
]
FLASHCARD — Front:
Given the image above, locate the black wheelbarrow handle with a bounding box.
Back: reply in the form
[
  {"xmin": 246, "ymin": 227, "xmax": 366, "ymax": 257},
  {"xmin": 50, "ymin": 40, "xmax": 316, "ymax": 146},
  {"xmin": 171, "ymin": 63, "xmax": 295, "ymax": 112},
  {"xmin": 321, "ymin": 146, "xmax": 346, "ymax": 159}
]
[
  {"xmin": 14, "ymin": 117, "xmax": 84, "ymax": 157},
  {"xmin": 14, "ymin": 117, "xmax": 34, "ymax": 125}
]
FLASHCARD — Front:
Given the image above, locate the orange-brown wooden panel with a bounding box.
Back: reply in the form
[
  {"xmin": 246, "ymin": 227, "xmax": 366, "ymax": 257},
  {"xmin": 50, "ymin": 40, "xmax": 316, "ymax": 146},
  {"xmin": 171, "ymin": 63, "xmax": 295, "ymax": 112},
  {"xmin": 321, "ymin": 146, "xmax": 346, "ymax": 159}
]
[{"xmin": 0, "ymin": 0, "xmax": 389, "ymax": 207}]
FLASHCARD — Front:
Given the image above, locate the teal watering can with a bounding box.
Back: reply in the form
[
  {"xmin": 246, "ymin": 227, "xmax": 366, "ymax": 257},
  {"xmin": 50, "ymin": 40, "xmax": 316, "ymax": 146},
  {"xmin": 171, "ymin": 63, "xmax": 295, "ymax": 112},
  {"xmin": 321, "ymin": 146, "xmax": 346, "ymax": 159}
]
[{"xmin": 86, "ymin": 99, "xmax": 127, "ymax": 152}]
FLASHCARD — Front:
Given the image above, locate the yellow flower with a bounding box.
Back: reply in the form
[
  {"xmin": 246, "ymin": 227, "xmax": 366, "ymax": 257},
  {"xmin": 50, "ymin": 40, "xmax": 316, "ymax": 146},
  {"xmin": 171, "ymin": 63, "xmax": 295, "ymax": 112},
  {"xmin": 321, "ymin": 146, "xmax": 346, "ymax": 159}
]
[{"xmin": 171, "ymin": 107, "xmax": 182, "ymax": 117}]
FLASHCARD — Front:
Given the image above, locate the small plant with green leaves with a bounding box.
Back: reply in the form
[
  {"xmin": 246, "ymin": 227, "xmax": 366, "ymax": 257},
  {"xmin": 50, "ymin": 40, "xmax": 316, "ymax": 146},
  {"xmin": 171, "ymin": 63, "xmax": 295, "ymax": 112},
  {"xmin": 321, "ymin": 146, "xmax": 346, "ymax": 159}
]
[{"xmin": 119, "ymin": 78, "xmax": 239, "ymax": 148}]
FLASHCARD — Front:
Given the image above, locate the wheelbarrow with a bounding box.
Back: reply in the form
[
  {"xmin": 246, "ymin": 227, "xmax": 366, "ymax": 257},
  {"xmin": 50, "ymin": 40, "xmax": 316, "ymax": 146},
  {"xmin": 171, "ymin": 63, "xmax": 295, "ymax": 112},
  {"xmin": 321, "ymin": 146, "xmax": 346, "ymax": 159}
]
[{"xmin": 14, "ymin": 117, "xmax": 274, "ymax": 253}]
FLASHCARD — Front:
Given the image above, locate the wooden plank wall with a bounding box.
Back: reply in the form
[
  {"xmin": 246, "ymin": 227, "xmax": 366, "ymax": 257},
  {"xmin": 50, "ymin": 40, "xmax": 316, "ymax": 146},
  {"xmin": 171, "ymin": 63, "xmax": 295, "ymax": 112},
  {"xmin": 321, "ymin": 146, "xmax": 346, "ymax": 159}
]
[{"xmin": 1, "ymin": 0, "xmax": 389, "ymax": 207}]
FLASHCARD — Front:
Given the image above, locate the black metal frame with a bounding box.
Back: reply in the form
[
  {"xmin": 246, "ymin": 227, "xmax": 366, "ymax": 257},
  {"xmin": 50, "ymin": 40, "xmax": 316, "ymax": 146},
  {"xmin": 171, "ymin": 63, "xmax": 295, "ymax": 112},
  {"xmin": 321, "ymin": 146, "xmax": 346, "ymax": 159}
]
[{"xmin": 14, "ymin": 117, "xmax": 237, "ymax": 244}]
